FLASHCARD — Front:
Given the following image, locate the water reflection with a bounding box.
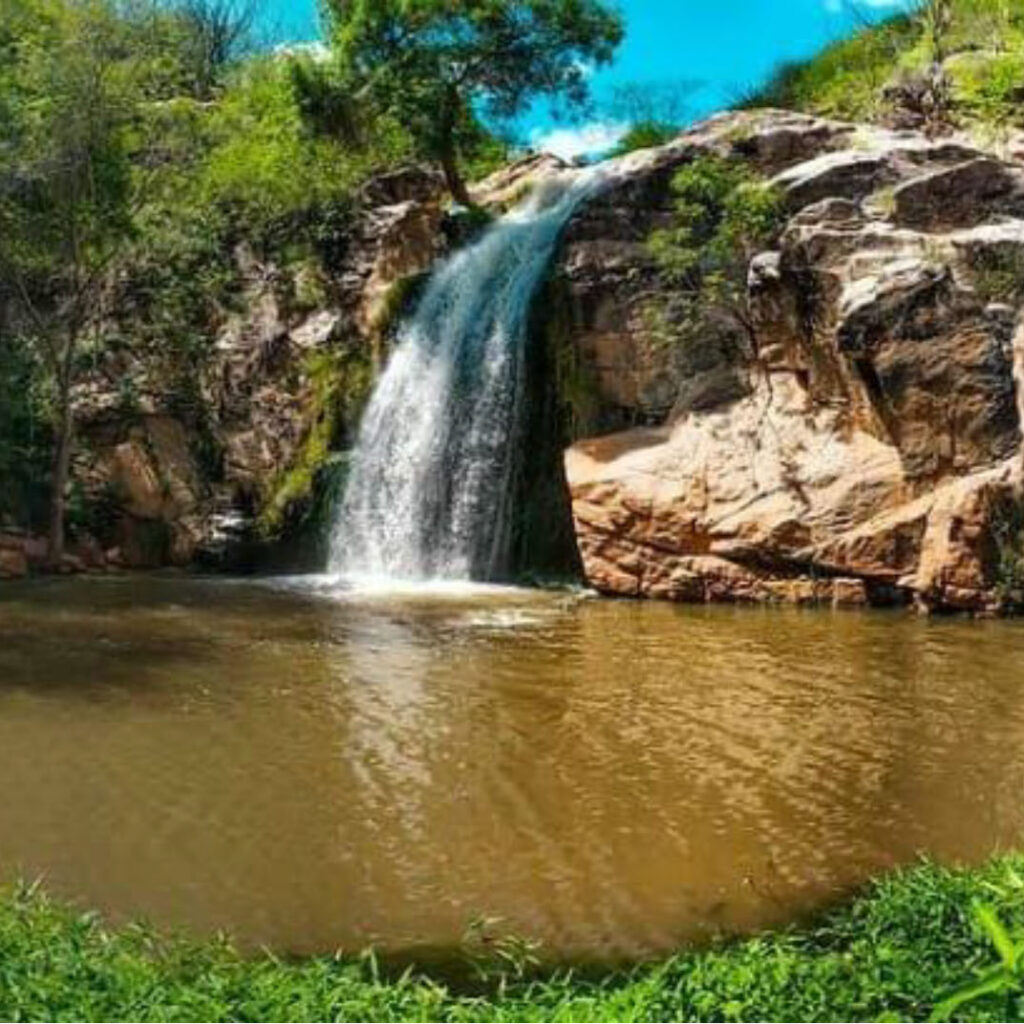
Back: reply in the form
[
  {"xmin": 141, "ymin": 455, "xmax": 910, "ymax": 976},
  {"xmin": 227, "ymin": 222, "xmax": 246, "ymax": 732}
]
[{"xmin": 0, "ymin": 577, "xmax": 1023, "ymax": 959}]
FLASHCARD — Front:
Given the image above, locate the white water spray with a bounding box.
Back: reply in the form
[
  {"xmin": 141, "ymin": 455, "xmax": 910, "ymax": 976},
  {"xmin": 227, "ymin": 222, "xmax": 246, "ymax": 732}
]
[{"xmin": 329, "ymin": 169, "xmax": 600, "ymax": 583}]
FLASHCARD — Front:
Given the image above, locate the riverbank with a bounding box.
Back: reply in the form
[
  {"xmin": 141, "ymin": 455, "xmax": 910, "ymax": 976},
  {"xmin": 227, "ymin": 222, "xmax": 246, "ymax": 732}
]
[{"xmin": 1, "ymin": 855, "xmax": 1021, "ymax": 1023}]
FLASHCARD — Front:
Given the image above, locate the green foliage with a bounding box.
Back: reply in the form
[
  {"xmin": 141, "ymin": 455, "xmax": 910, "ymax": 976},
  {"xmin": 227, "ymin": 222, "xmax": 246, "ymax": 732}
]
[
  {"xmin": 610, "ymin": 121, "xmax": 680, "ymax": 156},
  {"xmin": 0, "ymin": 336, "xmax": 51, "ymax": 527},
  {"xmin": 647, "ymin": 156, "xmax": 784, "ymax": 365},
  {"xmin": 0, "ymin": 0, "xmax": 135, "ymax": 300},
  {"xmin": 949, "ymin": 49, "xmax": 1024, "ymax": 131},
  {"xmin": 319, "ymin": 0, "xmax": 624, "ymax": 199},
  {"xmin": 742, "ymin": 0, "xmax": 1024, "ymax": 128},
  {"xmin": 258, "ymin": 349, "xmax": 373, "ymax": 537},
  {"xmin": 167, "ymin": 0, "xmax": 261, "ymax": 101},
  {"xmin": 2, "ymin": 856, "xmax": 1024, "ymax": 1020},
  {"xmin": 0, "ymin": 0, "xmax": 150, "ymax": 555},
  {"xmin": 931, "ymin": 874, "xmax": 1024, "ymax": 1021},
  {"xmin": 0, "ymin": 0, "xmax": 427, "ymax": 540},
  {"xmin": 930, "ymin": 0, "xmax": 1024, "ymax": 58},
  {"xmin": 369, "ymin": 273, "xmax": 428, "ymax": 339},
  {"xmin": 649, "ymin": 156, "xmax": 783, "ymax": 286},
  {"xmin": 461, "ymin": 916, "xmax": 543, "ymax": 986},
  {"xmin": 742, "ymin": 13, "xmax": 919, "ymax": 120},
  {"xmin": 544, "ymin": 272, "xmax": 600, "ymax": 437},
  {"xmin": 968, "ymin": 247, "xmax": 1024, "ymax": 306},
  {"xmin": 195, "ymin": 58, "xmax": 412, "ymax": 235},
  {"xmin": 606, "ymin": 79, "xmax": 695, "ymax": 155},
  {"xmin": 991, "ymin": 500, "xmax": 1024, "ymax": 608}
]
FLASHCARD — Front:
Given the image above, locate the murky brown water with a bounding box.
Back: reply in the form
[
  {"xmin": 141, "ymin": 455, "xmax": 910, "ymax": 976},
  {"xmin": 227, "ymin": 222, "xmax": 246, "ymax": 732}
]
[{"xmin": 1, "ymin": 575, "xmax": 1024, "ymax": 961}]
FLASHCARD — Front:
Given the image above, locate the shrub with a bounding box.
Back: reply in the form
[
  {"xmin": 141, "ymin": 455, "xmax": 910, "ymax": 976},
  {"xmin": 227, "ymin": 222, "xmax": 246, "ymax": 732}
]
[
  {"xmin": 741, "ymin": 0, "xmax": 1024, "ymax": 129},
  {"xmin": 968, "ymin": 247, "xmax": 1024, "ymax": 305},
  {"xmin": 992, "ymin": 499, "xmax": 1024, "ymax": 608},
  {"xmin": 741, "ymin": 14, "xmax": 920, "ymax": 121},
  {"xmin": 0, "ymin": 336, "xmax": 52, "ymax": 529},
  {"xmin": 196, "ymin": 58, "xmax": 412, "ymax": 238},
  {"xmin": 950, "ymin": 49, "xmax": 1024, "ymax": 130},
  {"xmin": 647, "ymin": 156, "xmax": 784, "ymax": 366},
  {"xmin": 611, "ymin": 121, "xmax": 680, "ymax": 156}
]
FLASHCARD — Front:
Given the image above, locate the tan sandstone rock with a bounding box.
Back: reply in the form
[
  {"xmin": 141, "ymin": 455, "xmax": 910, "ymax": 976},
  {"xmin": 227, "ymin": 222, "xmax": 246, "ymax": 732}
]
[{"xmin": 562, "ymin": 109, "xmax": 1024, "ymax": 612}]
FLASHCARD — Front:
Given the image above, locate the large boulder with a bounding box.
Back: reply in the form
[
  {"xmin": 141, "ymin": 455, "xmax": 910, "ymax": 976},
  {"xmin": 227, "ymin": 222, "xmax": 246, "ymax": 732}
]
[{"xmin": 562, "ymin": 109, "xmax": 1024, "ymax": 613}]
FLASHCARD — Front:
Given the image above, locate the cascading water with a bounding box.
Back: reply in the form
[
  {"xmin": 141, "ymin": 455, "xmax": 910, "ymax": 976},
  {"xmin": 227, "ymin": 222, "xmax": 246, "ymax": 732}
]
[{"xmin": 329, "ymin": 168, "xmax": 600, "ymax": 583}]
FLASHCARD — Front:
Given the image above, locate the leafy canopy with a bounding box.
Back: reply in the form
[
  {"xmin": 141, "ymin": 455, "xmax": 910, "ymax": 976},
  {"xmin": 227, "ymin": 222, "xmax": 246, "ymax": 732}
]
[
  {"xmin": 649, "ymin": 156, "xmax": 784, "ymax": 294},
  {"xmin": 322, "ymin": 0, "xmax": 624, "ymax": 199}
]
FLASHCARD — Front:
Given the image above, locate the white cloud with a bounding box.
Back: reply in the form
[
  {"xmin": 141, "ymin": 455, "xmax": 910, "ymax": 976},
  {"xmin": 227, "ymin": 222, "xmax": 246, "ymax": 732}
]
[
  {"xmin": 529, "ymin": 122, "xmax": 628, "ymax": 160},
  {"xmin": 274, "ymin": 41, "xmax": 331, "ymax": 62}
]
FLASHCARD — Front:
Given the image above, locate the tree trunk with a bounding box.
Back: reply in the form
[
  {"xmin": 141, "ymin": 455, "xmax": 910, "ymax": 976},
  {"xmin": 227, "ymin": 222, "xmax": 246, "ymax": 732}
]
[
  {"xmin": 438, "ymin": 88, "xmax": 471, "ymax": 207},
  {"xmin": 47, "ymin": 384, "xmax": 73, "ymax": 567},
  {"xmin": 440, "ymin": 140, "xmax": 471, "ymax": 207}
]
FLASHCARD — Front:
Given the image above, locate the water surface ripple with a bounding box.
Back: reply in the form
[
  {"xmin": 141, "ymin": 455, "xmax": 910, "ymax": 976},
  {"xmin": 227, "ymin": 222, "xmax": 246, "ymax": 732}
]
[{"xmin": 1, "ymin": 575, "xmax": 1023, "ymax": 960}]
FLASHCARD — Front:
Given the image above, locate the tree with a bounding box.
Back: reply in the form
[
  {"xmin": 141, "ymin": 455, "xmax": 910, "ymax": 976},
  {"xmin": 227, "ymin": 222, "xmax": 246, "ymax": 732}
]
[
  {"xmin": 173, "ymin": 0, "xmax": 261, "ymax": 99},
  {"xmin": 321, "ymin": 0, "xmax": 624, "ymax": 204},
  {"xmin": 919, "ymin": 0, "xmax": 954, "ymax": 132},
  {"xmin": 648, "ymin": 156, "xmax": 784, "ymax": 365},
  {"xmin": 607, "ymin": 79, "xmax": 702, "ymax": 155},
  {"xmin": 0, "ymin": 0, "xmax": 138, "ymax": 564}
]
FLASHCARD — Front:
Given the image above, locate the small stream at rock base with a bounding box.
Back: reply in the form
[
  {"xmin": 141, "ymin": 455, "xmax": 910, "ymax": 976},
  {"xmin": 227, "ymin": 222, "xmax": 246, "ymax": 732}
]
[{"xmin": 2, "ymin": 575, "xmax": 1024, "ymax": 962}]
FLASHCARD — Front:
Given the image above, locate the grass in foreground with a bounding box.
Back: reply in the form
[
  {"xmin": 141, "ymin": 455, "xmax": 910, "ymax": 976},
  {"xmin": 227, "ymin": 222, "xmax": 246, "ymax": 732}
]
[{"xmin": 2, "ymin": 857, "xmax": 1024, "ymax": 1022}]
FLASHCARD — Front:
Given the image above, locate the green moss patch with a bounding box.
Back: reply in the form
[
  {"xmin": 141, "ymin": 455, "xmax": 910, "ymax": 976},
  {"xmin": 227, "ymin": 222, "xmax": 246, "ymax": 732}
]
[{"xmin": 258, "ymin": 349, "xmax": 373, "ymax": 539}]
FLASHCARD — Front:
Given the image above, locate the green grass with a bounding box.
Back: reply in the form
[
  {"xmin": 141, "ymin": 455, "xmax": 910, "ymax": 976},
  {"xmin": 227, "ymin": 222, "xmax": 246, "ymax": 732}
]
[
  {"xmin": 742, "ymin": 0, "xmax": 1024, "ymax": 128},
  {"xmin": 742, "ymin": 13, "xmax": 921, "ymax": 121},
  {"xmin": 3, "ymin": 856, "xmax": 1024, "ymax": 1021}
]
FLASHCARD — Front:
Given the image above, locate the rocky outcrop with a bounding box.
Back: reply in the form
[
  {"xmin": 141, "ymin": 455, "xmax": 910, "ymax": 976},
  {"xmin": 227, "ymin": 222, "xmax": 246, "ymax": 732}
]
[
  {"xmin": 56, "ymin": 158, "xmax": 560, "ymax": 573},
  {"xmin": 35, "ymin": 108, "xmax": 1024, "ymax": 609},
  {"xmin": 562, "ymin": 109, "xmax": 1024, "ymax": 613},
  {"xmin": 63, "ymin": 165, "xmax": 452, "ymax": 570}
]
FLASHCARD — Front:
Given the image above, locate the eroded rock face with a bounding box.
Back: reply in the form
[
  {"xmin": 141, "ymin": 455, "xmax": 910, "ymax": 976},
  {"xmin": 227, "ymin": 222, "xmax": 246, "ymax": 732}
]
[
  {"xmin": 562, "ymin": 110, "xmax": 1024, "ymax": 613},
  {"xmin": 62, "ymin": 158, "xmax": 565, "ymax": 573},
  {"xmin": 53, "ymin": 110, "xmax": 1024, "ymax": 605},
  {"xmin": 68, "ymin": 164, "xmax": 452, "ymax": 570}
]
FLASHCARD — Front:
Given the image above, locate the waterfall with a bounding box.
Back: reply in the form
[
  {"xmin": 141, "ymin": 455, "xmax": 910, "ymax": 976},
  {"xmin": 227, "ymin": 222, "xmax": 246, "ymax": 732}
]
[{"xmin": 329, "ymin": 168, "xmax": 599, "ymax": 583}]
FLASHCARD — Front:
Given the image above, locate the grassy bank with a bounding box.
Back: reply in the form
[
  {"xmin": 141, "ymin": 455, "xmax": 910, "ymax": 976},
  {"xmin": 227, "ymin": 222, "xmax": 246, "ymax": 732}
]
[
  {"xmin": 745, "ymin": 0, "xmax": 1024, "ymax": 130},
  {"xmin": 2, "ymin": 857, "xmax": 1024, "ymax": 1022}
]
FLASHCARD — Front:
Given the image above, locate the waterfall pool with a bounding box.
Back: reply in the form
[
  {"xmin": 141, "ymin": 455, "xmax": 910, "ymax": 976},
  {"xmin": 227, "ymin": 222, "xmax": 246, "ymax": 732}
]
[{"xmin": 2, "ymin": 574, "xmax": 1024, "ymax": 962}]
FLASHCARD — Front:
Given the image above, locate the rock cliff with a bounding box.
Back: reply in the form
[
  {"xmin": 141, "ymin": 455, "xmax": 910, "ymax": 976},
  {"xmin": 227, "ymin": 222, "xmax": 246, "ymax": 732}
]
[
  {"xmin": 38, "ymin": 166, "xmax": 450, "ymax": 573},
  {"xmin": 11, "ymin": 108, "xmax": 1024, "ymax": 614},
  {"xmin": 560, "ymin": 110, "xmax": 1024, "ymax": 612}
]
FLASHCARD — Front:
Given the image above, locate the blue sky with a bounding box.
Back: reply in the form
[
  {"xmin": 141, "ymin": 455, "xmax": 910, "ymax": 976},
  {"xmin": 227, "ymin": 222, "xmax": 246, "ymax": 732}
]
[{"xmin": 265, "ymin": 0, "xmax": 910, "ymax": 157}]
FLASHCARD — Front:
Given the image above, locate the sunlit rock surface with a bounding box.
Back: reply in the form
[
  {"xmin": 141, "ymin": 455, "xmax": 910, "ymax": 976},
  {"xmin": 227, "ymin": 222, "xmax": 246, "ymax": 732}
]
[
  {"xmin": 62, "ymin": 108, "xmax": 1024, "ymax": 606},
  {"xmin": 563, "ymin": 110, "xmax": 1024, "ymax": 612}
]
